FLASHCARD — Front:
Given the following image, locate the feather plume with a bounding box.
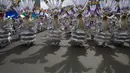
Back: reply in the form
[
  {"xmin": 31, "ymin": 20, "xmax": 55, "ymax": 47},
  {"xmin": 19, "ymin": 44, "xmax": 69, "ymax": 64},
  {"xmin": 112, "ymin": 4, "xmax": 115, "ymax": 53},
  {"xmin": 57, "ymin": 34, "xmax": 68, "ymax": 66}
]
[
  {"xmin": 72, "ymin": 0, "xmax": 89, "ymax": 11},
  {"xmin": 44, "ymin": 0, "xmax": 52, "ymax": 8},
  {"xmin": 13, "ymin": 6, "xmax": 21, "ymax": 13},
  {"xmin": 119, "ymin": 0, "xmax": 129, "ymax": 10},
  {"xmin": 0, "ymin": 0, "xmax": 12, "ymax": 10},
  {"xmin": 99, "ymin": 0, "xmax": 117, "ymax": 13},
  {"xmin": 18, "ymin": 0, "xmax": 35, "ymax": 12},
  {"xmin": 73, "ymin": 0, "xmax": 87, "ymax": 6},
  {"xmin": 44, "ymin": 0, "xmax": 64, "ymax": 9}
]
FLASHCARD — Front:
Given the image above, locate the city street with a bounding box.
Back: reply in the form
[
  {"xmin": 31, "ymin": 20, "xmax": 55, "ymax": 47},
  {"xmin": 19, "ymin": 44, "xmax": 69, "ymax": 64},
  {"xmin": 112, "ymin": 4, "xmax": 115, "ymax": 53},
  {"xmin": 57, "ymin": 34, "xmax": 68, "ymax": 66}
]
[{"xmin": 0, "ymin": 31, "xmax": 130, "ymax": 73}]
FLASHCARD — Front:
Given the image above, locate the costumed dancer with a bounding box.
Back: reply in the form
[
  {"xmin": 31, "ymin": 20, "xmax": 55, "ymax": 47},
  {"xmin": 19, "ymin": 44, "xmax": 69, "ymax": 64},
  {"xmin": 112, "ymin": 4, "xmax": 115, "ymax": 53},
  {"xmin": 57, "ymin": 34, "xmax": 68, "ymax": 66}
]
[
  {"xmin": 15, "ymin": 0, "xmax": 36, "ymax": 45},
  {"xmin": 70, "ymin": 14, "xmax": 78, "ymax": 31},
  {"xmin": 59, "ymin": 11, "xmax": 66, "ymax": 31},
  {"xmin": 69, "ymin": 0, "xmax": 89, "ymax": 46},
  {"xmin": 83, "ymin": 1, "xmax": 99, "ymax": 40},
  {"xmin": 113, "ymin": 0, "xmax": 130, "ymax": 46},
  {"xmin": 0, "ymin": 0, "xmax": 12, "ymax": 47},
  {"xmin": 94, "ymin": 0, "xmax": 118, "ymax": 47},
  {"xmin": 60, "ymin": 7, "xmax": 74, "ymax": 39},
  {"xmin": 44, "ymin": 0, "xmax": 64, "ymax": 46},
  {"xmin": 39, "ymin": 12, "xmax": 48, "ymax": 31},
  {"xmin": 34, "ymin": 9, "xmax": 47, "ymax": 32},
  {"xmin": 59, "ymin": 12, "xmax": 70, "ymax": 39},
  {"xmin": 64, "ymin": 6, "xmax": 77, "ymax": 33},
  {"xmin": 36, "ymin": 17, "xmax": 44, "ymax": 32},
  {"xmin": 66, "ymin": 6, "xmax": 78, "ymax": 38}
]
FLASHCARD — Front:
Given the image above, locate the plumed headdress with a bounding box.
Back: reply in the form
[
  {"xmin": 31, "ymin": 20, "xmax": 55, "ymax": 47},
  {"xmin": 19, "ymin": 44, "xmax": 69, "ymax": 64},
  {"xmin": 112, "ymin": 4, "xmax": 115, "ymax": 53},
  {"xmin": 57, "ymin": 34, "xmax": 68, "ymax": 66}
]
[
  {"xmin": 99, "ymin": 0, "xmax": 117, "ymax": 14},
  {"xmin": 44, "ymin": 0, "xmax": 65, "ymax": 15},
  {"xmin": 0, "ymin": 0, "xmax": 12, "ymax": 18},
  {"xmin": 13, "ymin": 0, "xmax": 35, "ymax": 19},
  {"xmin": 119, "ymin": 0, "xmax": 130, "ymax": 13}
]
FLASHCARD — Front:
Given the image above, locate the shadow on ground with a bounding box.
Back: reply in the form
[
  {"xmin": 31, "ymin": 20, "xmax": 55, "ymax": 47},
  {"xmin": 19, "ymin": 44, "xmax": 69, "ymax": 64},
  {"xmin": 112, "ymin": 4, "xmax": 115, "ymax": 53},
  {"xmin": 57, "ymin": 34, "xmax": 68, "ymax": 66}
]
[
  {"xmin": 0, "ymin": 44, "xmax": 33, "ymax": 65},
  {"xmin": 11, "ymin": 45, "xmax": 60, "ymax": 64},
  {"xmin": 44, "ymin": 46, "xmax": 92, "ymax": 73},
  {"xmin": 87, "ymin": 40, "xmax": 130, "ymax": 73}
]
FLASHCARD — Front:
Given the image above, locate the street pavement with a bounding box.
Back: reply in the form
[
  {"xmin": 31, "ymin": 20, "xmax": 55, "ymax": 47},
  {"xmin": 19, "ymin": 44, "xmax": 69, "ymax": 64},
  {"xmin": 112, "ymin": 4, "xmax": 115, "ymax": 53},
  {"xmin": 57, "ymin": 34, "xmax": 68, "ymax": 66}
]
[{"xmin": 0, "ymin": 31, "xmax": 130, "ymax": 73}]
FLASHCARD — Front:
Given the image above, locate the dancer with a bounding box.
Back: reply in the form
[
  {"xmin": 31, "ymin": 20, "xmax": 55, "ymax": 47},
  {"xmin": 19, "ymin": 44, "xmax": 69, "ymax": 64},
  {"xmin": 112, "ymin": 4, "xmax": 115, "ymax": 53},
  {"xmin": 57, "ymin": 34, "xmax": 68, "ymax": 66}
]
[
  {"xmin": 0, "ymin": 0, "xmax": 12, "ymax": 47},
  {"xmin": 94, "ymin": 0, "xmax": 118, "ymax": 47},
  {"xmin": 44, "ymin": 0, "xmax": 65, "ymax": 46},
  {"xmin": 84, "ymin": 2, "xmax": 98, "ymax": 40},
  {"xmin": 113, "ymin": 0, "xmax": 130, "ymax": 46},
  {"xmin": 69, "ymin": 0, "xmax": 89, "ymax": 46},
  {"xmin": 14, "ymin": 0, "xmax": 36, "ymax": 45}
]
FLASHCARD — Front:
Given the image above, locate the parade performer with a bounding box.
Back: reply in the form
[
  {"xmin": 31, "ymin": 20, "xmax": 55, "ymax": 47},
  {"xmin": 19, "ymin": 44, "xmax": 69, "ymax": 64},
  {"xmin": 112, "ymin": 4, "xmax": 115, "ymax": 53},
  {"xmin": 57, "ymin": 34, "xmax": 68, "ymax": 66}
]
[
  {"xmin": 13, "ymin": 0, "xmax": 36, "ymax": 45},
  {"xmin": 69, "ymin": 0, "xmax": 89, "ymax": 46},
  {"xmin": 113, "ymin": 0, "xmax": 130, "ymax": 46},
  {"xmin": 0, "ymin": 0, "xmax": 12, "ymax": 47},
  {"xmin": 94, "ymin": 0, "xmax": 118, "ymax": 47},
  {"xmin": 44, "ymin": 0, "xmax": 65, "ymax": 46},
  {"xmin": 83, "ymin": 1, "xmax": 99, "ymax": 40},
  {"xmin": 62, "ymin": 5, "xmax": 77, "ymax": 33}
]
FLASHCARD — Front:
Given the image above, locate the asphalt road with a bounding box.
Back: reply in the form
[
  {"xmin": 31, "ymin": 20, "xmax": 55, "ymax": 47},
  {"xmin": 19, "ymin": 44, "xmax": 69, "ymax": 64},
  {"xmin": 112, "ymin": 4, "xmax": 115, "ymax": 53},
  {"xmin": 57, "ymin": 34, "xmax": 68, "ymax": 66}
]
[{"xmin": 0, "ymin": 31, "xmax": 130, "ymax": 73}]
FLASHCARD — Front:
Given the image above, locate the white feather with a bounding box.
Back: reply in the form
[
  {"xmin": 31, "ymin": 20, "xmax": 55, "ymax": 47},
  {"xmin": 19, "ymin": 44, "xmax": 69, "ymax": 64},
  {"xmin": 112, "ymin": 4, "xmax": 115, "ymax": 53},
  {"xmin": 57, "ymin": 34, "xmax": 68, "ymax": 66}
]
[
  {"xmin": 13, "ymin": 6, "xmax": 20, "ymax": 13},
  {"xmin": 48, "ymin": 0, "xmax": 54, "ymax": 8},
  {"xmin": 45, "ymin": 1, "xmax": 52, "ymax": 8},
  {"xmin": 73, "ymin": 0, "xmax": 77, "ymax": 6},
  {"xmin": 6, "ymin": 1, "xmax": 12, "ymax": 10},
  {"xmin": 56, "ymin": 0, "xmax": 60, "ymax": 7},
  {"xmin": 73, "ymin": 0, "xmax": 88, "ymax": 6},
  {"xmin": 52, "ymin": 0, "xmax": 55, "ymax": 7},
  {"xmin": 18, "ymin": 0, "xmax": 35, "ymax": 12},
  {"xmin": 45, "ymin": 0, "xmax": 64, "ymax": 9},
  {"xmin": 100, "ymin": 0, "xmax": 117, "ymax": 12},
  {"xmin": 119, "ymin": 0, "xmax": 130, "ymax": 9},
  {"xmin": 0, "ymin": 0, "xmax": 12, "ymax": 10},
  {"xmin": 99, "ymin": 0, "xmax": 104, "ymax": 9},
  {"xmin": 82, "ymin": 0, "xmax": 89, "ymax": 10},
  {"xmin": 111, "ymin": 1, "xmax": 117, "ymax": 11}
]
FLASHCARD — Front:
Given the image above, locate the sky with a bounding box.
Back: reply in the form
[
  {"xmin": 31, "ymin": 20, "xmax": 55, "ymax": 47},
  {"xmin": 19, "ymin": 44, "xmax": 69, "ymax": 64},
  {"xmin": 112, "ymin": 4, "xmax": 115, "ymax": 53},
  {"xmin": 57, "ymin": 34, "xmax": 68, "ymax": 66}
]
[{"xmin": 40, "ymin": 0, "xmax": 74, "ymax": 9}]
